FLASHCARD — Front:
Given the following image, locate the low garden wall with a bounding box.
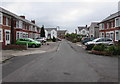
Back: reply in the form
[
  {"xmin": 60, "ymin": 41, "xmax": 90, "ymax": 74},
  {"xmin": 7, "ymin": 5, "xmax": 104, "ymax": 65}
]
[{"xmin": 3, "ymin": 44, "xmax": 28, "ymax": 50}]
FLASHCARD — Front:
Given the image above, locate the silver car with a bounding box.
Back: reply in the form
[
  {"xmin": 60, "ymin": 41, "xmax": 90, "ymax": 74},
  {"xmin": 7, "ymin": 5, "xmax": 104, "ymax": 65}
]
[{"xmin": 85, "ymin": 38, "xmax": 114, "ymax": 46}]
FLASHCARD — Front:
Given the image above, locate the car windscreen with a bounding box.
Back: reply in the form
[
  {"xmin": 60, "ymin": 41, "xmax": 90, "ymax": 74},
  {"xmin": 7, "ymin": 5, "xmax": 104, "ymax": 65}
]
[
  {"xmin": 92, "ymin": 38, "xmax": 100, "ymax": 42},
  {"xmin": 28, "ymin": 38, "xmax": 35, "ymax": 42}
]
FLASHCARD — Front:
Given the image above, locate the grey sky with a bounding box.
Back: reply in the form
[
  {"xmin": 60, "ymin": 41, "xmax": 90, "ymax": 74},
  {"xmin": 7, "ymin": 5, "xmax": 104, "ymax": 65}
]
[{"xmin": 1, "ymin": 0, "xmax": 120, "ymax": 33}]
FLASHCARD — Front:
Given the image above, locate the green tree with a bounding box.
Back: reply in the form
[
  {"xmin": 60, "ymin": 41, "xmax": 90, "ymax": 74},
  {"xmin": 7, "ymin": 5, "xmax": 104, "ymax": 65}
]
[{"xmin": 40, "ymin": 25, "xmax": 45, "ymax": 37}]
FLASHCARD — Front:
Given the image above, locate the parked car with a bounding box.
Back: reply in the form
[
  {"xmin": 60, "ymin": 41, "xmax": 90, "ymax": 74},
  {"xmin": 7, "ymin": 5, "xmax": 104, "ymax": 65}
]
[
  {"xmin": 16, "ymin": 38, "xmax": 42, "ymax": 48},
  {"xmin": 81, "ymin": 37, "xmax": 94, "ymax": 44},
  {"xmin": 85, "ymin": 38, "xmax": 114, "ymax": 50},
  {"xmin": 35, "ymin": 37, "xmax": 47, "ymax": 43}
]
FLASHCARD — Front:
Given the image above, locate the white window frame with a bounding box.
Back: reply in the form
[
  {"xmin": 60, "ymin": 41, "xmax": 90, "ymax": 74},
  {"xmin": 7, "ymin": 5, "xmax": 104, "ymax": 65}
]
[
  {"xmin": 0, "ymin": 28, "xmax": 3, "ymax": 42},
  {"xmin": 6, "ymin": 17, "xmax": 9, "ymax": 26},
  {"xmin": 115, "ymin": 30, "xmax": 120, "ymax": 41},
  {"xmin": 19, "ymin": 20, "xmax": 23, "ymax": 29},
  {"xmin": 0, "ymin": 12, "xmax": 3, "ymax": 25},
  {"xmin": 115, "ymin": 18, "xmax": 119, "ymax": 27},
  {"xmin": 16, "ymin": 20, "xmax": 19, "ymax": 28},
  {"xmin": 16, "ymin": 31, "xmax": 20, "ymax": 40}
]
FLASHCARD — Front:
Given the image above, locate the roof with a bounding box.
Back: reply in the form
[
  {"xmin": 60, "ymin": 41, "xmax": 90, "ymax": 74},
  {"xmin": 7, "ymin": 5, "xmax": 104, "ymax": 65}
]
[
  {"xmin": 0, "ymin": 7, "xmax": 40, "ymax": 28},
  {"xmin": 78, "ymin": 26, "xmax": 88, "ymax": 31},
  {"xmin": 90, "ymin": 22, "xmax": 99, "ymax": 28},
  {"xmin": 45, "ymin": 28, "xmax": 57, "ymax": 31},
  {"xmin": 57, "ymin": 30, "xmax": 67, "ymax": 34},
  {"xmin": 101, "ymin": 11, "xmax": 120, "ymax": 23}
]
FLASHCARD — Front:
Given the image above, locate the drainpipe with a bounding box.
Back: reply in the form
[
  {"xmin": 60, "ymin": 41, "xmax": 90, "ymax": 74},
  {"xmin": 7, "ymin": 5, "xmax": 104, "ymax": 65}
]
[{"xmin": 11, "ymin": 16, "xmax": 15, "ymax": 44}]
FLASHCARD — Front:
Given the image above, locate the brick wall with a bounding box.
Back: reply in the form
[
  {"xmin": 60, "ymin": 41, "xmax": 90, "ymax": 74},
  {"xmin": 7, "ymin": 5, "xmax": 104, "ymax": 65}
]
[{"xmin": 3, "ymin": 44, "xmax": 27, "ymax": 50}]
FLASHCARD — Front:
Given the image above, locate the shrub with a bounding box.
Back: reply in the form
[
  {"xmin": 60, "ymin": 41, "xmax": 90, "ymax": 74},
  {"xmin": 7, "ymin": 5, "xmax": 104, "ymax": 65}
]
[
  {"xmin": 92, "ymin": 44, "xmax": 107, "ymax": 51},
  {"xmin": 86, "ymin": 44, "xmax": 95, "ymax": 50},
  {"xmin": 72, "ymin": 38, "xmax": 77, "ymax": 43},
  {"xmin": 105, "ymin": 45, "xmax": 120, "ymax": 55}
]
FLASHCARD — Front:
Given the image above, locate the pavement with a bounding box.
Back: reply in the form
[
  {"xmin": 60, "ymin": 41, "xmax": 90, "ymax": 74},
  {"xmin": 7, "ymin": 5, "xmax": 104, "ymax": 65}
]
[
  {"xmin": 2, "ymin": 40, "xmax": 118, "ymax": 82},
  {"xmin": 1, "ymin": 42, "xmax": 60, "ymax": 63}
]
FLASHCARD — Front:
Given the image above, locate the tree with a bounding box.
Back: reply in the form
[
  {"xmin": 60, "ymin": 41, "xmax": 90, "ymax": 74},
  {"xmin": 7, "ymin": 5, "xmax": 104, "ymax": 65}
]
[
  {"xmin": 40, "ymin": 25, "xmax": 45, "ymax": 37},
  {"xmin": 52, "ymin": 36, "xmax": 56, "ymax": 42}
]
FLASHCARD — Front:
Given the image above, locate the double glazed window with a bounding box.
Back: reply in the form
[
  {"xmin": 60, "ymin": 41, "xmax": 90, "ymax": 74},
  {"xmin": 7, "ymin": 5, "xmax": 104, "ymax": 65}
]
[
  {"xmin": 116, "ymin": 32, "xmax": 120, "ymax": 41},
  {"xmin": 0, "ymin": 13, "xmax": 2, "ymax": 24},
  {"xmin": 6, "ymin": 31, "xmax": 10, "ymax": 41},
  {"xmin": 115, "ymin": 18, "xmax": 120, "ymax": 27},
  {"xmin": 0, "ymin": 28, "xmax": 3, "ymax": 42},
  {"xmin": 6, "ymin": 17, "xmax": 9, "ymax": 26},
  {"xmin": 19, "ymin": 20, "xmax": 23, "ymax": 28},
  {"xmin": 16, "ymin": 20, "xmax": 19, "ymax": 28}
]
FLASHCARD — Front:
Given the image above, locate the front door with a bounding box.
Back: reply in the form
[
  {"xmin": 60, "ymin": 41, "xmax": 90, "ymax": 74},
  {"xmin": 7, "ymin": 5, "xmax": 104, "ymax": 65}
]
[{"xmin": 5, "ymin": 30, "xmax": 11, "ymax": 45}]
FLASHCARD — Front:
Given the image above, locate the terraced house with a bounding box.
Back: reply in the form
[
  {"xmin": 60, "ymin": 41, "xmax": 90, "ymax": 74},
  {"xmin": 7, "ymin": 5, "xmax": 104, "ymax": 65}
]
[
  {"xmin": 99, "ymin": 11, "xmax": 120, "ymax": 41},
  {"xmin": 0, "ymin": 7, "xmax": 41, "ymax": 48}
]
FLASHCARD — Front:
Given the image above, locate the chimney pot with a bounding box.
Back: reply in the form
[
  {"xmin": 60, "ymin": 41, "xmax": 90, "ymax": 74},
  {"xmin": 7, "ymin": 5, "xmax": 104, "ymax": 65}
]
[
  {"xmin": 20, "ymin": 16, "xmax": 25, "ymax": 19},
  {"xmin": 31, "ymin": 20, "xmax": 35, "ymax": 24}
]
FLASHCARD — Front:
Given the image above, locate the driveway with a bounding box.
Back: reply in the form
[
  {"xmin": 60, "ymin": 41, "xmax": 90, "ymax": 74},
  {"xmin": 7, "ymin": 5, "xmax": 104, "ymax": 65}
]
[
  {"xmin": 1, "ymin": 42, "xmax": 59, "ymax": 62},
  {"xmin": 2, "ymin": 40, "xmax": 118, "ymax": 82}
]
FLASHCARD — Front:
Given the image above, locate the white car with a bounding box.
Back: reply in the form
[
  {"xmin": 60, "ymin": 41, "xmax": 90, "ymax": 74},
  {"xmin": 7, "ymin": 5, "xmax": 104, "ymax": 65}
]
[
  {"xmin": 85, "ymin": 38, "xmax": 114, "ymax": 50},
  {"xmin": 35, "ymin": 37, "xmax": 47, "ymax": 43}
]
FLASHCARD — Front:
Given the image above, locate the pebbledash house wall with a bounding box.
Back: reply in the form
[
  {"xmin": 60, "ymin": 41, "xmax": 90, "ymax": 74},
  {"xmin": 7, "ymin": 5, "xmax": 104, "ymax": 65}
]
[
  {"xmin": 0, "ymin": 7, "xmax": 41, "ymax": 48},
  {"xmin": 99, "ymin": 11, "xmax": 120, "ymax": 41}
]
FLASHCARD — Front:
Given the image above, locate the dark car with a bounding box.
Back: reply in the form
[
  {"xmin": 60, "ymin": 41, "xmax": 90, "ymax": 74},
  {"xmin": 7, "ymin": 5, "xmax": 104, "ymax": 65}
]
[{"xmin": 81, "ymin": 37, "xmax": 94, "ymax": 44}]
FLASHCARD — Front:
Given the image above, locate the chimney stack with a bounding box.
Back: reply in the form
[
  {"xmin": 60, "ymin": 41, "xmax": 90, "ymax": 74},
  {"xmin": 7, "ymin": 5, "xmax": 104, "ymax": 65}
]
[
  {"xmin": 31, "ymin": 20, "xmax": 35, "ymax": 24},
  {"xmin": 20, "ymin": 16, "xmax": 25, "ymax": 19},
  {"xmin": 86, "ymin": 25, "xmax": 87, "ymax": 28}
]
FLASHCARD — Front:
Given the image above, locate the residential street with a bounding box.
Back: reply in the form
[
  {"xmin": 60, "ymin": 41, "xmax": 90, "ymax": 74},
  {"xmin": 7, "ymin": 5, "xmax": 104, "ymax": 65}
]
[{"xmin": 2, "ymin": 40, "xmax": 118, "ymax": 82}]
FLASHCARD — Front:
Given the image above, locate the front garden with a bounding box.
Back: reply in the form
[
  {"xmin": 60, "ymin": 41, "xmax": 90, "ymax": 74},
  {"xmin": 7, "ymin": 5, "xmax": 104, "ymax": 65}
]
[{"xmin": 91, "ymin": 43, "xmax": 120, "ymax": 56}]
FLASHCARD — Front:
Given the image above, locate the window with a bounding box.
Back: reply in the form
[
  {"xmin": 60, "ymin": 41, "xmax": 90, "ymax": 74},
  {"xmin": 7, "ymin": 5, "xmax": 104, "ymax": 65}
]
[
  {"xmin": 116, "ymin": 32, "xmax": 119, "ymax": 40},
  {"xmin": 35, "ymin": 27, "xmax": 37, "ymax": 32},
  {"xmin": 0, "ymin": 28, "xmax": 3, "ymax": 42},
  {"xmin": 110, "ymin": 33, "xmax": 114, "ymax": 40},
  {"xmin": 102, "ymin": 33, "xmax": 104, "ymax": 37},
  {"xmin": 0, "ymin": 13, "xmax": 3, "ymax": 24},
  {"xmin": 106, "ymin": 38, "xmax": 112, "ymax": 41},
  {"xmin": 6, "ymin": 17, "xmax": 9, "ymax": 26},
  {"xmin": 107, "ymin": 23, "xmax": 109, "ymax": 29},
  {"xmin": 20, "ymin": 39, "xmax": 24, "ymax": 41},
  {"xmin": 16, "ymin": 20, "xmax": 19, "ymax": 28},
  {"xmin": 96, "ymin": 38, "xmax": 104, "ymax": 42},
  {"xmin": 115, "ymin": 18, "xmax": 120, "ymax": 27},
  {"xmin": 82, "ymin": 31, "xmax": 85, "ymax": 34},
  {"xmin": 20, "ymin": 32, "xmax": 23, "ymax": 38},
  {"xmin": 106, "ymin": 33, "xmax": 110, "ymax": 38},
  {"xmin": 19, "ymin": 20, "xmax": 23, "ymax": 28},
  {"xmin": 6, "ymin": 31, "xmax": 10, "ymax": 41},
  {"xmin": 16, "ymin": 32, "xmax": 20, "ymax": 40}
]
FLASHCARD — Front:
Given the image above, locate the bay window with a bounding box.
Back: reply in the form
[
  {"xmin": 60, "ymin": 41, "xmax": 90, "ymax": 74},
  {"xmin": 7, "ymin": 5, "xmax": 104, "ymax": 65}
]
[
  {"xmin": 0, "ymin": 12, "xmax": 3, "ymax": 25},
  {"xmin": 16, "ymin": 20, "xmax": 19, "ymax": 28},
  {"xmin": 6, "ymin": 17, "xmax": 9, "ymax": 26},
  {"xmin": 19, "ymin": 20, "xmax": 23, "ymax": 29},
  {"xmin": 115, "ymin": 17, "xmax": 120, "ymax": 27},
  {"xmin": 0, "ymin": 28, "xmax": 3, "ymax": 42}
]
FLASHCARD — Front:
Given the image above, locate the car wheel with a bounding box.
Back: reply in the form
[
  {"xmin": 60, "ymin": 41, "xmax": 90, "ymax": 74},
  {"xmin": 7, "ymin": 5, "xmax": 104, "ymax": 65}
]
[{"xmin": 32, "ymin": 44, "xmax": 36, "ymax": 48}]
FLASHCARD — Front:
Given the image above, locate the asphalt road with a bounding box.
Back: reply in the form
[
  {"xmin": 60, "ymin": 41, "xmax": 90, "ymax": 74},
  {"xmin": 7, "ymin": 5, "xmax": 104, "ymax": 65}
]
[{"xmin": 2, "ymin": 40, "xmax": 118, "ymax": 82}]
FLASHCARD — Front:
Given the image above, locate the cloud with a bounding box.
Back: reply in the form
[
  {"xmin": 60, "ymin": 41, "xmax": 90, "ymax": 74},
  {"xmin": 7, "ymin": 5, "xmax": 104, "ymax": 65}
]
[
  {"xmin": 1, "ymin": 1, "xmax": 119, "ymax": 33},
  {"xmin": 2, "ymin": 0, "xmax": 120, "ymax": 2}
]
